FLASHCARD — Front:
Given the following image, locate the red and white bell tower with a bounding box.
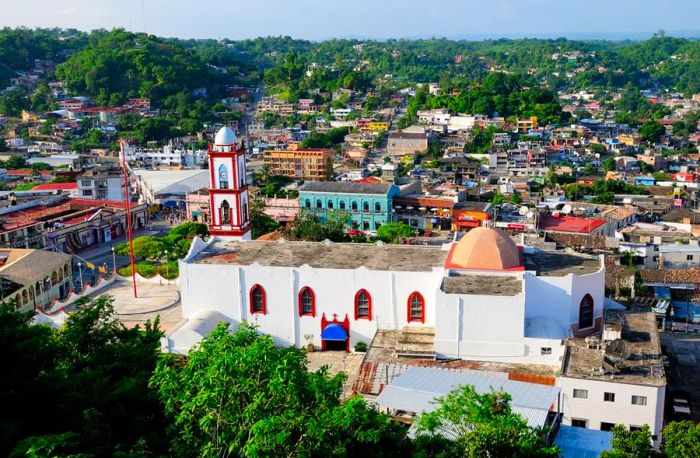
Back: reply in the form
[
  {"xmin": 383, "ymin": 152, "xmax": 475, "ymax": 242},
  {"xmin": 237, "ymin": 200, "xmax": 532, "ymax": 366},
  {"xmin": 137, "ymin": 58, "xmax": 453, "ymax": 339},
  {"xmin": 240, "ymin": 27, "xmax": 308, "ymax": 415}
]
[{"xmin": 208, "ymin": 126, "xmax": 251, "ymax": 240}]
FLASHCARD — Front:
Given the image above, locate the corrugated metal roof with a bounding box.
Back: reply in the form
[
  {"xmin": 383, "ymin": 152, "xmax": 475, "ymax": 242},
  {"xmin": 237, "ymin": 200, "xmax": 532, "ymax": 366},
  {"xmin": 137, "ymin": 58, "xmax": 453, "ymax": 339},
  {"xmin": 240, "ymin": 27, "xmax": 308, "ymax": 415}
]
[
  {"xmin": 376, "ymin": 366, "xmax": 560, "ymax": 428},
  {"xmin": 299, "ymin": 181, "xmax": 393, "ymax": 195},
  {"xmin": 659, "ymin": 243, "xmax": 700, "ymax": 253}
]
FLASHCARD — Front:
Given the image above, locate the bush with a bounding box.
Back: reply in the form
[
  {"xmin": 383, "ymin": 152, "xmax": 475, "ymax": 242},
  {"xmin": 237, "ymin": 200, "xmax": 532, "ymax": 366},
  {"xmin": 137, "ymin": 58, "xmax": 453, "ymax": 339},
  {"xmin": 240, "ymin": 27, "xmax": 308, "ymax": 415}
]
[
  {"xmin": 159, "ymin": 261, "xmax": 179, "ymax": 279},
  {"xmin": 354, "ymin": 341, "xmax": 368, "ymax": 352}
]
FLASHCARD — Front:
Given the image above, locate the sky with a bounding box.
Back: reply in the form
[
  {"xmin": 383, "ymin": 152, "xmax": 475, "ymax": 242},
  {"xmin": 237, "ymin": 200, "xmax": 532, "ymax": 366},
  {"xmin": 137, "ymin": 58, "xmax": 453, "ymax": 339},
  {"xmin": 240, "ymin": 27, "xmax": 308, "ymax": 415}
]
[{"xmin": 2, "ymin": 0, "xmax": 699, "ymax": 41}]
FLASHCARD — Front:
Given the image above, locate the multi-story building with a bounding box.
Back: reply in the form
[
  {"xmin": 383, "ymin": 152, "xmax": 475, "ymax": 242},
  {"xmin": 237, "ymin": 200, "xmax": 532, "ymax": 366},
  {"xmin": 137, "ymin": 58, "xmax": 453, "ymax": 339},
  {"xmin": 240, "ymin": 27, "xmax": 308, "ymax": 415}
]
[
  {"xmin": 387, "ymin": 131, "xmax": 430, "ymax": 156},
  {"xmin": 298, "ymin": 181, "xmax": 400, "ymax": 231},
  {"xmin": 77, "ymin": 167, "xmax": 125, "ymax": 201},
  {"xmin": 263, "ymin": 146, "xmax": 335, "ymax": 181}
]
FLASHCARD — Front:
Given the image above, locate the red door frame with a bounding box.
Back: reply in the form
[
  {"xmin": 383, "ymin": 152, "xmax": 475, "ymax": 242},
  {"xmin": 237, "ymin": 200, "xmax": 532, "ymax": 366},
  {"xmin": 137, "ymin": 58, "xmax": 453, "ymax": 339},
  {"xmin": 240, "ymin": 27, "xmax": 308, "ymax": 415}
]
[{"xmin": 321, "ymin": 313, "xmax": 350, "ymax": 352}]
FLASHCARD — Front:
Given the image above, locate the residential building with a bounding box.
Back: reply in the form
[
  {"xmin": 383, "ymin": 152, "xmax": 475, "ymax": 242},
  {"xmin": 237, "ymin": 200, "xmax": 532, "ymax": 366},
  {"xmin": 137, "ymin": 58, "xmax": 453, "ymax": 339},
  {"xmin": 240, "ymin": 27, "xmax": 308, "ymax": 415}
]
[
  {"xmin": 263, "ymin": 146, "xmax": 335, "ymax": 181},
  {"xmin": 658, "ymin": 242, "xmax": 700, "ymax": 268},
  {"xmin": 517, "ymin": 116, "xmax": 538, "ymax": 133},
  {"xmin": 387, "ymin": 131, "xmax": 430, "ymax": 156},
  {"xmin": 298, "ymin": 181, "xmax": 400, "ymax": 231},
  {"xmin": 0, "ymin": 249, "xmax": 73, "ymax": 311},
  {"xmin": 77, "ymin": 167, "xmax": 125, "ymax": 201}
]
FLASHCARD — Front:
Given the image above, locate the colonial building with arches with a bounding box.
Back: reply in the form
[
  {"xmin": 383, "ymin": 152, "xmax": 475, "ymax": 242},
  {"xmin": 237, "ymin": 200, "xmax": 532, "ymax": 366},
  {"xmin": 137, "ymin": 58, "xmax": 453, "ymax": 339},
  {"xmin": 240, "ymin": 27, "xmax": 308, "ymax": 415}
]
[
  {"xmin": 173, "ymin": 226, "xmax": 606, "ymax": 367},
  {"xmin": 0, "ymin": 248, "xmax": 72, "ymax": 310}
]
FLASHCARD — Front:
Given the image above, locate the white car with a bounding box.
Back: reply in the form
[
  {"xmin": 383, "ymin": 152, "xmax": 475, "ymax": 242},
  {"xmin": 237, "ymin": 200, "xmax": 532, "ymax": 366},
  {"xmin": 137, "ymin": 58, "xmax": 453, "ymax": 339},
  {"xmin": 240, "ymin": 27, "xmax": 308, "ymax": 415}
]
[{"xmin": 673, "ymin": 398, "xmax": 691, "ymax": 415}]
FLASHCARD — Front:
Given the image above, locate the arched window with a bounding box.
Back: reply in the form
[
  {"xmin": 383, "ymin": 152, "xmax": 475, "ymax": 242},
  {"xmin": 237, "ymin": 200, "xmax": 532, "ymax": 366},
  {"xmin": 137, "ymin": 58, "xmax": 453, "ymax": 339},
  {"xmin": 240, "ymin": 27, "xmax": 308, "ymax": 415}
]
[
  {"xmin": 220, "ymin": 200, "xmax": 231, "ymax": 225},
  {"xmin": 327, "ymin": 201, "xmax": 334, "ymax": 209},
  {"xmin": 355, "ymin": 289, "xmax": 372, "ymax": 320},
  {"xmin": 218, "ymin": 164, "xmax": 229, "ymax": 188},
  {"xmin": 363, "ymin": 202, "xmax": 370, "ymax": 212},
  {"xmin": 339, "ymin": 201, "xmax": 346, "ymax": 210},
  {"xmin": 351, "ymin": 202, "xmax": 358, "ymax": 212},
  {"xmin": 375, "ymin": 202, "xmax": 381, "ymax": 212},
  {"xmin": 579, "ymin": 294, "xmax": 594, "ymax": 329},
  {"xmin": 305, "ymin": 199, "xmax": 311, "ymax": 209},
  {"xmin": 316, "ymin": 199, "xmax": 323, "ymax": 209},
  {"xmin": 299, "ymin": 287, "xmax": 315, "ymax": 317},
  {"xmin": 407, "ymin": 292, "xmax": 425, "ymax": 323},
  {"xmin": 250, "ymin": 284, "xmax": 266, "ymax": 315}
]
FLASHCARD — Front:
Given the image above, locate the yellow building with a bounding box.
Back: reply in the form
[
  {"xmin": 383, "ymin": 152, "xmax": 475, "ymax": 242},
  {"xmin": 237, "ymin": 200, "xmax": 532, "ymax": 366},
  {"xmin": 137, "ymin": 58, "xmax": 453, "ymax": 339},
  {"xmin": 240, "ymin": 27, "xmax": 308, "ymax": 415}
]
[
  {"xmin": 263, "ymin": 146, "xmax": 335, "ymax": 181},
  {"xmin": 618, "ymin": 134, "xmax": 641, "ymax": 146},
  {"xmin": 368, "ymin": 121, "xmax": 389, "ymax": 131}
]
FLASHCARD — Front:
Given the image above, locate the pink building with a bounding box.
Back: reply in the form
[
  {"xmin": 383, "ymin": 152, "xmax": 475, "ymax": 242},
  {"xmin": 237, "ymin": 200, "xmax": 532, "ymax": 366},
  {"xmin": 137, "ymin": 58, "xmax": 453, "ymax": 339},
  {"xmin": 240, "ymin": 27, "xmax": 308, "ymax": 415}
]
[
  {"xmin": 264, "ymin": 197, "xmax": 299, "ymax": 223},
  {"xmin": 186, "ymin": 189, "xmax": 211, "ymax": 223}
]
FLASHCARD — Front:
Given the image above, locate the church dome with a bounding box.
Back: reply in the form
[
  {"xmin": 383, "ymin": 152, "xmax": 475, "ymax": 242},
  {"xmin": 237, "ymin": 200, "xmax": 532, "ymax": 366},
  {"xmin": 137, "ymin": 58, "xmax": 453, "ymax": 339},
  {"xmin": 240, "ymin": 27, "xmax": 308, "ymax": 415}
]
[
  {"xmin": 214, "ymin": 126, "xmax": 236, "ymax": 145},
  {"xmin": 447, "ymin": 227, "xmax": 521, "ymax": 270}
]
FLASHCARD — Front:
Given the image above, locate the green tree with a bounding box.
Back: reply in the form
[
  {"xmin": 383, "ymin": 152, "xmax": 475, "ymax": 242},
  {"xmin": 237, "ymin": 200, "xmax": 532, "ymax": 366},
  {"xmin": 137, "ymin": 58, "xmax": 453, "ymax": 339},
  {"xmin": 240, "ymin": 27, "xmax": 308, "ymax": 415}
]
[
  {"xmin": 151, "ymin": 323, "xmax": 405, "ymax": 457},
  {"xmin": 5, "ymin": 154, "xmax": 27, "ymax": 169},
  {"xmin": 510, "ymin": 193, "xmax": 522, "ymax": 204},
  {"xmin": 663, "ymin": 421, "xmax": 700, "ymax": 458},
  {"xmin": 414, "ymin": 385, "xmax": 559, "ymax": 458},
  {"xmin": 1, "ymin": 297, "xmax": 167, "ymax": 456},
  {"xmin": 115, "ymin": 235, "xmax": 165, "ymax": 259},
  {"xmin": 602, "ymin": 156, "xmax": 617, "ymax": 172},
  {"xmin": 491, "ymin": 191, "xmax": 505, "ymax": 206},
  {"xmin": 640, "ymin": 121, "xmax": 666, "ymax": 143},
  {"xmin": 377, "ymin": 221, "xmax": 415, "ymax": 243},
  {"xmin": 600, "ymin": 424, "xmax": 657, "ymax": 458}
]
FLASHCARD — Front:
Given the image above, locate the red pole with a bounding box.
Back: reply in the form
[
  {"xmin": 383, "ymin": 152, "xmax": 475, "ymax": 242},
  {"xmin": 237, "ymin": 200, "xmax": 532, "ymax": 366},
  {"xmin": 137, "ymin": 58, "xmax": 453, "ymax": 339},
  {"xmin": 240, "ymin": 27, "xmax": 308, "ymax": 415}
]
[{"xmin": 120, "ymin": 140, "xmax": 138, "ymax": 298}]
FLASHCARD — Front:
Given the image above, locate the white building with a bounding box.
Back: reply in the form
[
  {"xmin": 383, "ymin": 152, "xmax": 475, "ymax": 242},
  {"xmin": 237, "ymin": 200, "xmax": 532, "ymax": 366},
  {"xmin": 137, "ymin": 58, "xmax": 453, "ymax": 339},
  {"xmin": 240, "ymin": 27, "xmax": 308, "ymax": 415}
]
[{"xmin": 77, "ymin": 167, "xmax": 125, "ymax": 201}]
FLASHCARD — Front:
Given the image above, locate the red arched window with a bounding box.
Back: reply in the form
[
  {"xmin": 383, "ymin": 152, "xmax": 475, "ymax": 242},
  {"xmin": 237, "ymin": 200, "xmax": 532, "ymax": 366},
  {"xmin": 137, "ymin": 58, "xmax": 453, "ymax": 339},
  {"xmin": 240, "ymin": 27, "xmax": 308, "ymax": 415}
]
[
  {"xmin": 250, "ymin": 284, "xmax": 266, "ymax": 315},
  {"xmin": 579, "ymin": 293, "xmax": 594, "ymax": 329},
  {"xmin": 407, "ymin": 291, "xmax": 425, "ymax": 323},
  {"xmin": 299, "ymin": 287, "xmax": 316, "ymax": 317},
  {"xmin": 354, "ymin": 289, "xmax": 372, "ymax": 320}
]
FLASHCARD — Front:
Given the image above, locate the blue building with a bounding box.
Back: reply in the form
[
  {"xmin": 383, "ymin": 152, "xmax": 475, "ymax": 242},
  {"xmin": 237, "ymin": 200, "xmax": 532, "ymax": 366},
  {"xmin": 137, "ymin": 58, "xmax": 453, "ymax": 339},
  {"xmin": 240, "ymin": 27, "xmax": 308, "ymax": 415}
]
[
  {"xmin": 298, "ymin": 181, "xmax": 400, "ymax": 231},
  {"xmin": 634, "ymin": 176, "xmax": 656, "ymax": 186}
]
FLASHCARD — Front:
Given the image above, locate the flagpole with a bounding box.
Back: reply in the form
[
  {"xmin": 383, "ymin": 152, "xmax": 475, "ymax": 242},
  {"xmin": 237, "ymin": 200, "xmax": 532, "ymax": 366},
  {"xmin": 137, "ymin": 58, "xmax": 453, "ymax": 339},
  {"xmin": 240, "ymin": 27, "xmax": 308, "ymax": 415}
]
[{"xmin": 119, "ymin": 140, "xmax": 138, "ymax": 298}]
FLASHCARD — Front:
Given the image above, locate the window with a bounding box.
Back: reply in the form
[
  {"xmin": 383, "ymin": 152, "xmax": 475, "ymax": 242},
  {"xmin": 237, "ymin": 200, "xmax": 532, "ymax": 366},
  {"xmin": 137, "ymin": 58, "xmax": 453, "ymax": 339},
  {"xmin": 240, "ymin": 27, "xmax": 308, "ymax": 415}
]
[
  {"xmin": 571, "ymin": 419, "xmax": 588, "ymax": 428},
  {"xmin": 220, "ymin": 200, "xmax": 231, "ymax": 225},
  {"xmin": 316, "ymin": 199, "xmax": 322, "ymax": 209},
  {"xmin": 600, "ymin": 422, "xmax": 615, "ymax": 432},
  {"xmin": 604, "ymin": 392, "xmax": 615, "ymax": 402},
  {"xmin": 688, "ymin": 255, "xmax": 694, "ymax": 261},
  {"xmin": 541, "ymin": 347, "xmax": 552, "ymax": 355},
  {"xmin": 243, "ymin": 203, "xmax": 248, "ymax": 222},
  {"xmin": 250, "ymin": 285, "xmax": 266, "ymax": 314},
  {"xmin": 407, "ymin": 292, "xmax": 425, "ymax": 323},
  {"xmin": 328, "ymin": 201, "xmax": 334, "ymax": 209},
  {"xmin": 630, "ymin": 426, "xmax": 643, "ymax": 431},
  {"xmin": 573, "ymin": 389, "xmax": 588, "ymax": 399},
  {"xmin": 218, "ymin": 164, "xmax": 229, "ymax": 188},
  {"xmin": 80, "ymin": 180, "xmax": 92, "ymax": 186},
  {"xmin": 579, "ymin": 294, "xmax": 594, "ymax": 329},
  {"xmin": 82, "ymin": 189, "xmax": 93, "ymax": 196},
  {"xmin": 299, "ymin": 287, "xmax": 315, "ymax": 317},
  {"xmin": 631, "ymin": 395, "xmax": 647, "ymax": 406},
  {"xmin": 305, "ymin": 199, "xmax": 311, "ymax": 209},
  {"xmin": 375, "ymin": 202, "xmax": 381, "ymax": 212},
  {"xmin": 363, "ymin": 202, "xmax": 369, "ymax": 212},
  {"xmin": 351, "ymin": 202, "xmax": 358, "ymax": 212},
  {"xmin": 355, "ymin": 289, "xmax": 371, "ymax": 320},
  {"xmin": 339, "ymin": 201, "xmax": 346, "ymax": 210}
]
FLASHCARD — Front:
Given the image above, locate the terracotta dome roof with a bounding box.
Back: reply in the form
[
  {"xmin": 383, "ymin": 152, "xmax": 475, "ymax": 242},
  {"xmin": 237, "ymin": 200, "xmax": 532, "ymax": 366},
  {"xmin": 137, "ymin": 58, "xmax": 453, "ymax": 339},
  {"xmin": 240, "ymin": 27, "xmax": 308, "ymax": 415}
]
[{"xmin": 448, "ymin": 227, "xmax": 520, "ymax": 270}]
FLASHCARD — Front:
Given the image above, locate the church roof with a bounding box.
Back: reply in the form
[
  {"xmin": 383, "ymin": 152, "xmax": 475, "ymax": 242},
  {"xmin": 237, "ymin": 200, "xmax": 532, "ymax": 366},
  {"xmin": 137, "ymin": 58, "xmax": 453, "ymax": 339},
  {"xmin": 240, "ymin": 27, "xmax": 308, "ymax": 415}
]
[
  {"xmin": 214, "ymin": 126, "xmax": 236, "ymax": 145},
  {"xmin": 192, "ymin": 240, "xmax": 448, "ymax": 272},
  {"xmin": 445, "ymin": 227, "xmax": 522, "ymax": 270}
]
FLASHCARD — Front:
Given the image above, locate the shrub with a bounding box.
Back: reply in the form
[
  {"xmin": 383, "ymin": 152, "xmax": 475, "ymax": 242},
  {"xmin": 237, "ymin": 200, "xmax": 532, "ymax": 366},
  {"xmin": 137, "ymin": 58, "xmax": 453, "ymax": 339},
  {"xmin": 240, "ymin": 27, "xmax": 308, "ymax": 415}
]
[{"xmin": 354, "ymin": 341, "xmax": 368, "ymax": 352}]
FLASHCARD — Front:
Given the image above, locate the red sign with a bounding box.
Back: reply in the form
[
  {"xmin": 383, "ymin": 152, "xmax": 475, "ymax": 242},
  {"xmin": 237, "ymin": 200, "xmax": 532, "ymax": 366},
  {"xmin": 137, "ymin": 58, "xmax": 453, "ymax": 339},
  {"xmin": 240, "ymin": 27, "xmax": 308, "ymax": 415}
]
[
  {"xmin": 507, "ymin": 223, "xmax": 526, "ymax": 229},
  {"xmin": 674, "ymin": 198, "xmax": 683, "ymax": 207}
]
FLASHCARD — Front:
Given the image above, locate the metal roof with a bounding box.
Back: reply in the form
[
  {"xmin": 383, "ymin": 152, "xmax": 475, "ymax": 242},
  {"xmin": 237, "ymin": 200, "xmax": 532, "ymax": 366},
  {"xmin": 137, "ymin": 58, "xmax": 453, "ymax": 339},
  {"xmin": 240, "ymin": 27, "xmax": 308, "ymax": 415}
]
[
  {"xmin": 659, "ymin": 243, "xmax": 700, "ymax": 253},
  {"xmin": 299, "ymin": 181, "xmax": 393, "ymax": 195},
  {"xmin": 554, "ymin": 425, "xmax": 612, "ymax": 458},
  {"xmin": 376, "ymin": 366, "xmax": 560, "ymax": 428}
]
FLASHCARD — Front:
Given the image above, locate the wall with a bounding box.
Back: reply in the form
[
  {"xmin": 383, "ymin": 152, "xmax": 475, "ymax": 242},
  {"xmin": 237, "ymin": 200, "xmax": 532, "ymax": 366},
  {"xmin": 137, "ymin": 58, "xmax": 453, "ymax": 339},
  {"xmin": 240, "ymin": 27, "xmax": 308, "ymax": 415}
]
[
  {"xmin": 558, "ymin": 376, "xmax": 665, "ymax": 444},
  {"xmin": 179, "ymin": 260, "xmax": 443, "ymax": 350}
]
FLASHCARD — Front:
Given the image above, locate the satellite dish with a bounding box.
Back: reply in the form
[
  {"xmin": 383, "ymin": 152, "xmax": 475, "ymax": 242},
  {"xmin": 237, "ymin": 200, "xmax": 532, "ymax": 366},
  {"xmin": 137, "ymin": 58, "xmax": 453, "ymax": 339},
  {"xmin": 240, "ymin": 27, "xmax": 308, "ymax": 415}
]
[
  {"xmin": 519, "ymin": 206, "xmax": 529, "ymax": 216},
  {"xmin": 562, "ymin": 204, "xmax": 573, "ymax": 215},
  {"xmin": 526, "ymin": 211, "xmax": 534, "ymax": 219}
]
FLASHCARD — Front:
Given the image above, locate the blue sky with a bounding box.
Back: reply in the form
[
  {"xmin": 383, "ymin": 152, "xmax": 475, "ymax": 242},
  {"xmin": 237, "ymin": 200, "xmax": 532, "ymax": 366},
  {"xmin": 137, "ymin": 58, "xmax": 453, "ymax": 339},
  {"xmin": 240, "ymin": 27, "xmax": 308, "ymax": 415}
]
[{"xmin": 2, "ymin": 0, "xmax": 699, "ymax": 40}]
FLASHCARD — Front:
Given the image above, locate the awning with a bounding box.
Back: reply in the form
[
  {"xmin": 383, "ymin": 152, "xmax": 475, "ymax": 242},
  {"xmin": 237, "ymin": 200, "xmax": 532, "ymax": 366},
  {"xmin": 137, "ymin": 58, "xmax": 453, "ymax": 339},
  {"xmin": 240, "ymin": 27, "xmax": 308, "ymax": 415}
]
[{"xmin": 321, "ymin": 323, "xmax": 348, "ymax": 341}]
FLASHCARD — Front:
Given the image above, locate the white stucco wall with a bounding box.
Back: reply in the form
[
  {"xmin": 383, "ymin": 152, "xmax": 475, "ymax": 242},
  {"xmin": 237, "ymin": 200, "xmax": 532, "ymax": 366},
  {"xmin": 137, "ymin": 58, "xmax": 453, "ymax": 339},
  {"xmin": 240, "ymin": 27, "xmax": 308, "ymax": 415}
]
[
  {"xmin": 558, "ymin": 376, "xmax": 665, "ymax": 445},
  {"xmin": 179, "ymin": 260, "xmax": 443, "ymax": 349}
]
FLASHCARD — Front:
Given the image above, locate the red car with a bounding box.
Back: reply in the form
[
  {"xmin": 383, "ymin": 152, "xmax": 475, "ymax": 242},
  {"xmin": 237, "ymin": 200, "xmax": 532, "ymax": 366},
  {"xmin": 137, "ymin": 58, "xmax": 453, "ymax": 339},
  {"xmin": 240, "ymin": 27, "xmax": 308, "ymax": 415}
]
[{"xmin": 348, "ymin": 229, "xmax": 365, "ymax": 236}]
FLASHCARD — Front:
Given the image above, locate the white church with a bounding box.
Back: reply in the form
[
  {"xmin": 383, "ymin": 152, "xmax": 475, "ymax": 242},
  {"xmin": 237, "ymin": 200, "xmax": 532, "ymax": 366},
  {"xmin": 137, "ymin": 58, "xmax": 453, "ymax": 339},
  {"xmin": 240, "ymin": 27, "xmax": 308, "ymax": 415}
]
[
  {"xmin": 167, "ymin": 128, "xmax": 666, "ymax": 441},
  {"xmin": 170, "ymin": 127, "xmax": 606, "ymax": 366}
]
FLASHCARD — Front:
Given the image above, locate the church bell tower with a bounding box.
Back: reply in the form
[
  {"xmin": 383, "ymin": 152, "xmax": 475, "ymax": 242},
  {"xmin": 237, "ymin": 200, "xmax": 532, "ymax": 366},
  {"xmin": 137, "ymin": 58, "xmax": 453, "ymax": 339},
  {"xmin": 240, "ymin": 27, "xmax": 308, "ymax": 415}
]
[{"xmin": 207, "ymin": 126, "xmax": 251, "ymax": 240}]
